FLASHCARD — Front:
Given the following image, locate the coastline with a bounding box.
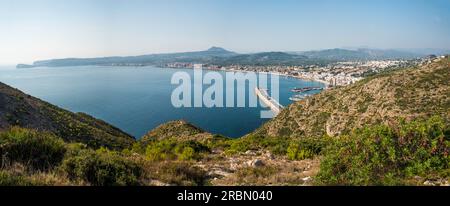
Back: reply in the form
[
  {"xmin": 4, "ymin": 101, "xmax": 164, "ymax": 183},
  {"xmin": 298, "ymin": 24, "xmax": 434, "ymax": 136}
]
[{"xmin": 164, "ymin": 66, "xmax": 330, "ymax": 88}]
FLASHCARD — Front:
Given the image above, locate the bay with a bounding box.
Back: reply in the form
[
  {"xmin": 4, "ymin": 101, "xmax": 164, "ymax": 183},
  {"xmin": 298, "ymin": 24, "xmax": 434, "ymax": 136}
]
[{"xmin": 0, "ymin": 66, "xmax": 324, "ymax": 138}]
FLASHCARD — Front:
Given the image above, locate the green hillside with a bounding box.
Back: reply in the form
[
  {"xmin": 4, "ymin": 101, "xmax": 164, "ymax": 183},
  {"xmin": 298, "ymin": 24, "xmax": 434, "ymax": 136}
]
[
  {"xmin": 0, "ymin": 82, "xmax": 135, "ymax": 150},
  {"xmin": 140, "ymin": 120, "xmax": 211, "ymax": 143},
  {"xmin": 254, "ymin": 56, "xmax": 450, "ymax": 138},
  {"xmin": 0, "ymin": 57, "xmax": 448, "ymax": 186}
]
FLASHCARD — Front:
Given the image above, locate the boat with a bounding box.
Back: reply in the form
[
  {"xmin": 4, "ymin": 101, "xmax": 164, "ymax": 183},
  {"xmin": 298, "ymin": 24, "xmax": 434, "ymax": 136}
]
[
  {"xmin": 289, "ymin": 93, "xmax": 312, "ymax": 102},
  {"xmin": 289, "ymin": 97, "xmax": 303, "ymax": 102},
  {"xmin": 291, "ymin": 87, "xmax": 323, "ymax": 93}
]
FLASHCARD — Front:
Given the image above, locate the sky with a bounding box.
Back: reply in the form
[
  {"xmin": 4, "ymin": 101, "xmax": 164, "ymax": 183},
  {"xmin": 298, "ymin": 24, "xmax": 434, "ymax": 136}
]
[{"xmin": 0, "ymin": 0, "xmax": 450, "ymax": 65}]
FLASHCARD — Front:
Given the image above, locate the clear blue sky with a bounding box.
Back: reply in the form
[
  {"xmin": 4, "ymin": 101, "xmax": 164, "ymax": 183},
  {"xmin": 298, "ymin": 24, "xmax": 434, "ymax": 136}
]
[{"xmin": 1, "ymin": 0, "xmax": 450, "ymax": 64}]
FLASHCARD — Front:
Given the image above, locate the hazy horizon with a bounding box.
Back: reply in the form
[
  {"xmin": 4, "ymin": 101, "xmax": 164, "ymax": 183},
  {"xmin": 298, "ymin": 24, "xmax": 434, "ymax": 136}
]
[{"xmin": 1, "ymin": 0, "xmax": 450, "ymax": 64}]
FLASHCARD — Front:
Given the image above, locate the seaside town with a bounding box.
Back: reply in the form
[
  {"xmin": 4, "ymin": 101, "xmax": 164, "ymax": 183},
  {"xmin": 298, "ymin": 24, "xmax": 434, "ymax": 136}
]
[{"xmin": 165, "ymin": 55, "xmax": 446, "ymax": 88}]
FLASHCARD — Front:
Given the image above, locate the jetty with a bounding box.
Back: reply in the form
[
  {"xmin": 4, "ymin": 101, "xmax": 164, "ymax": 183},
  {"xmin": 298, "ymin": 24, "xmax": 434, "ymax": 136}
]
[{"xmin": 255, "ymin": 87, "xmax": 284, "ymax": 116}]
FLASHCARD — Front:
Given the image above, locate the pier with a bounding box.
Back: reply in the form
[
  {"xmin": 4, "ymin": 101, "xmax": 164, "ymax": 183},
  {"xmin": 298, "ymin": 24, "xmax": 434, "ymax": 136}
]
[{"xmin": 255, "ymin": 87, "xmax": 284, "ymax": 116}]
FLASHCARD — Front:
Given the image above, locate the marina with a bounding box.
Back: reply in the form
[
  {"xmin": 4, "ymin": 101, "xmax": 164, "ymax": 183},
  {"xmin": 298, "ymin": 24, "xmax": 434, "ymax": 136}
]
[{"xmin": 291, "ymin": 86, "xmax": 324, "ymax": 93}]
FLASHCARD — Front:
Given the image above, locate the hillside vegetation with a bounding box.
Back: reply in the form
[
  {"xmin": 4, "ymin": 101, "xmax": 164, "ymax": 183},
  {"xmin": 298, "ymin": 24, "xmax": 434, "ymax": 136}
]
[
  {"xmin": 1, "ymin": 58, "xmax": 449, "ymax": 186},
  {"xmin": 0, "ymin": 82, "xmax": 135, "ymax": 150},
  {"xmin": 1, "ymin": 116, "xmax": 447, "ymax": 186},
  {"xmin": 140, "ymin": 120, "xmax": 213, "ymax": 143},
  {"xmin": 254, "ymin": 57, "xmax": 450, "ymax": 138},
  {"xmin": 316, "ymin": 116, "xmax": 449, "ymax": 185}
]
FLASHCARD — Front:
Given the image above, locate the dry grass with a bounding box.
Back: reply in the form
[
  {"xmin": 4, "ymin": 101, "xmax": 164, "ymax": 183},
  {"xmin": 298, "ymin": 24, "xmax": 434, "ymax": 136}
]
[{"xmin": 0, "ymin": 163, "xmax": 77, "ymax": 186}]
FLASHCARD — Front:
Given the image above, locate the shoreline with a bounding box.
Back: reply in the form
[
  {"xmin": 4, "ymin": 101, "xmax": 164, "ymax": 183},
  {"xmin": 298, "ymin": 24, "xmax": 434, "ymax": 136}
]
[
  {"xmin": 13, "ymin": 64, "xmax": 330, "ymax": 88},
  {"xmin": 165, "ymin": 66, "xmax": 330, "ymax": 88}
]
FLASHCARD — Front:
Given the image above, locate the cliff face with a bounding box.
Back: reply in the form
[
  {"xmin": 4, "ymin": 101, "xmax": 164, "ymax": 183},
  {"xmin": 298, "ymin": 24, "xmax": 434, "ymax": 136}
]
[
  {"xmin": 0, "ymin": 82, "xmax": 135, "ymax": 150},
  {"xmin": 253, "ymin": 57, "xmax": 450, "ymax": 138}
]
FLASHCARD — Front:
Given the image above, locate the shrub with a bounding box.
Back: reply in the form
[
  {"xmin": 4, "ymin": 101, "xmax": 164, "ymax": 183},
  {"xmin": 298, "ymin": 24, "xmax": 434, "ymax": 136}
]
[
  {"xmin": 131, "ymin": 142, "xmax": 146, "ymax": 154},
  {"xmin": 286, "ymin": 138, "xmax": 326, "ymax": 160},
  {"xmin": 226, "ymin": 135, "xmax": 327, "ymax": 160},
  {"xmin": 0, "ymin": 171, "xmax": 33, "ymax": 186},
  {"xmin": 287, "ymin": 142, "xmax": 313, "ymax": 160},
  {"xmin": 179, "ymin": 147, "xmax": 195, "ymax": 161},
  {"xmin": 61, "ymin": 149, "xmax": 142, "ymax": 186},
  {"xmin": 235, "ymin": 166, "xmax": 278, "ymax": 180},
  {"xmin": 205, "ymin": 135, "xmax": 233, "ymax": 151},
  {"xmin": 145, "ymin": 161, "xmax": 208, "ymax": 186},
  {"xmin": 0, "ymin": 127, "xmax": 67, "ymax": 171},
  {"xmin": 26, "ymin": 172, "xmax": 73, "ymax": 186},
  {"xmin": 145, "ymin": 139, "xmax": 176, "ymax": 161},
  {"xmin": 316, "ymin": 116, "xmax": 450, "ymax": 185},
  {"xmin": 64, "ymin": 143, "xmax": 88, "ymax": 157},
  {"xmin": 227, "ymin": 166, "xmax": 282, "ymax": 186},
  {"xmin": 145, "ymin": 139, "xmax": 209, "ymax": 161},
  {"xmin": 163, "ymin": 162, "xmax": 209, "ymax": 186}
]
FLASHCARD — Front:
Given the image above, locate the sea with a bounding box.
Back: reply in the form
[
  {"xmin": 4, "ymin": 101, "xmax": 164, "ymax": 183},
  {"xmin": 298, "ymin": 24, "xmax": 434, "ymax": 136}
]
[{"xmin": 0, "ymin": 65, "xmax": 324, "ymax": 138}]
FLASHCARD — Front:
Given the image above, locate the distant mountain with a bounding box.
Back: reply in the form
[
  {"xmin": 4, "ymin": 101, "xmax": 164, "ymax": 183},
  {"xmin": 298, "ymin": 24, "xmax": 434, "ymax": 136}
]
[
  {"xmin": 205, "ymin": 46, "xmax": 231, "ymax": 53},
  {"xmin": 0, "ymin": 82, "xmax": 135, "ymax": 149},
  {"xmin": 212, "ymin": 52, "xmax": 321, "ymax": 66},
  {"xmin": 298, "ymin": 48, "xmax": 423, "ymax": 61},
  {"xmin": 17, "ymin": 47, "xmax": 237, "ymax": 68},
  {"xmin": 17, "ymin": 47, "xmax": 329, "ymax": 68},
  {"xmin": 17, "ymin": 47, "xmax": 436, "ymax": 68},
  {"xmin": 396, "ymin": 48, "xmax": 450, "ymax": 56}
]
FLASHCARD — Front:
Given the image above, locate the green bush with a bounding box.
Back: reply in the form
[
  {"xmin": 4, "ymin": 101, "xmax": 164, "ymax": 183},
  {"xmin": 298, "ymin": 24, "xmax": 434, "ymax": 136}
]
[
  {"xmin": 286, "ymin": 138, "xmax": 326, "ymax": 160},
  {"xmin": 287, "ymin": 142, "xmax": 313, "ymax": 160},
  {"xmin": 131, "ymin": 142, "xmax": 146, "ymax": 154},
  {"xmin": 145, "ymin": 139, "xmax": 176, "ymax": 161},
  {"xmin": 179, "ymin": 147, "xmax": 195, "ymax": 161},
  {"xmin": 204, "ymin": 135, "xmax": 233, "ymax": 151},
  {"xmin": 0, "ymin": 127, "xmax": 67, "ymax": 171},
  {"xmin": 61, "ymin": 148, "xmax": 142, "ymax": 186},
  {"xmin": 316, "ymin": 116, "xmax": 450, "ymax": 185},
  {"xmin": 226, "ymin": 135, "xmax": 327, "ymax": 160},
  {"xmin": 145, "ymin": 139, "xmax": 209, "ymax": 161}
]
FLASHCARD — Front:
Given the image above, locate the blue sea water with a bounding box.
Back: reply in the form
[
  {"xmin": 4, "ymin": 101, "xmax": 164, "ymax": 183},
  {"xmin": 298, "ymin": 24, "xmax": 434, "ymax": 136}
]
[{"xmin": 0, "ymin": 66, "xmax": 324, "ymax": 138}]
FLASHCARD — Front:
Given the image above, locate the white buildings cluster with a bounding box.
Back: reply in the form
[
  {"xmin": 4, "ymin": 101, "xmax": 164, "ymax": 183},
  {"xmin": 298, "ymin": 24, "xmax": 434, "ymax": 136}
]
[
  {"xmin": 166, "ymin": 59, "xmax": 419, "ymax": 88},
  {"xmin": 221, "ymin": 60, "xmax": 407, "ymax": 87},
  {"xmin": 297, "ymin": 71, "xmax": 362, "ymax": 87}
]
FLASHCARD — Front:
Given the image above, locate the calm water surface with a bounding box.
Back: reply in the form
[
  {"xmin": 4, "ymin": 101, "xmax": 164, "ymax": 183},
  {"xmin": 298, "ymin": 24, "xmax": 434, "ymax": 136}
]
[{"xmin": 0, "ymin": 66, "xmax": 324, "ymax": 138}]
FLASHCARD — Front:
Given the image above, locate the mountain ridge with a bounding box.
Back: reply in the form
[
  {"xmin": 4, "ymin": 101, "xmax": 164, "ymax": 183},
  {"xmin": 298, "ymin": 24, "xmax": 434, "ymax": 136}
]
[
  {"xmin": 296, "ymin": 48, "xmax": 423, "ymax": 61},
  {"xmin": 16, "ymin": 47, "xmax": 431, "ymax": 68},
  {"xmin": 17, "ymin": 47, "xmax": 237, "ymax": 68}
]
